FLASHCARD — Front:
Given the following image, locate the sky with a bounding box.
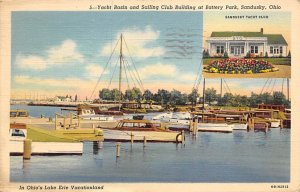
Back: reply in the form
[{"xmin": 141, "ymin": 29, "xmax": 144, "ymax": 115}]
[
  {"xmin": 11, "ymin": 11, "xmax": 289, "ymax": 100},
  {"xmin": 11, "ymin": 11, "xmax": 203, "ymax": 99}
]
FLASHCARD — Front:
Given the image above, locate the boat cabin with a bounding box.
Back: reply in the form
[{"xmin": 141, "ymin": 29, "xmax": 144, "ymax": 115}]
[
  {"xmin": 10, "ymin": 123, "xmax": 27, "ymax": 141},
  {"xmin": 258, "ymin": 104, "xmax": 285, "ymax": 112},
  {"xmin": 115, "ymin": 119, "xmax": 168, "ymax": 132},
  {"xmin": 253, "ymin": 109, "xmax": 280, "ymax": 119},
  {"xmin": 10, "ymin": 110, "xmax": 29, "ymax": 117}
]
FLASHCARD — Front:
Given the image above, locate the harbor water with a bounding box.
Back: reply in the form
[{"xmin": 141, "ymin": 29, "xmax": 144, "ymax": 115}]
[{"xmin": 10, "ymin": 105, "xmax": 290, "ymax": 182}]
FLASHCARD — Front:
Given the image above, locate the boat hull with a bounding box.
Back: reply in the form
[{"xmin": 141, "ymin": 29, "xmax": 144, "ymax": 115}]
[
  {"xmin": 167, "ymin": 122, "xmax": 233, "ymax": 133},
  {"xmin": 10, "ymin": 141, "xmax": 83, "ymax": 155},
  {"xmin": 102, "ymin": 129, "xmax": 182, "ymax": 143},
  {"xmin": 232, "ymin": 123, "xmax": 248, "ymax": 130},
  {"xmin": 270, "ymin": 120, "xmax": 280, "ymax": 128},
  {"xmin": 198, "ymin": 123, "xmax": 233, "ymax": 133}
]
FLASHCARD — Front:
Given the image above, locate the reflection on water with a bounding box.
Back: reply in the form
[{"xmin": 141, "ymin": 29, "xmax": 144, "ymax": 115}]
[{"xmin": 10, "ymin": 128, "xmax": 290, "ymax": 183}]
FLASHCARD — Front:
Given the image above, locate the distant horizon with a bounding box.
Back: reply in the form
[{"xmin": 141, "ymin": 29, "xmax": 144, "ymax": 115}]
[{"xmin": 11, "ymin": 78, "xmax": 290, "ymax": 101}]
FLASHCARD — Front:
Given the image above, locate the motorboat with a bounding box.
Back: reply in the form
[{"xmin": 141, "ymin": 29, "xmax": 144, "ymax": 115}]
[
  {"xmin": 79, "ymin": 108, "xmax": 114, "ymax": 121},
  {"xmin": 10, "ymin": 123, "xmax": 83, "ymax": 155},
  {"xmin": 98, "ymin": 119, "xmax": 183, "ymax": 143}
]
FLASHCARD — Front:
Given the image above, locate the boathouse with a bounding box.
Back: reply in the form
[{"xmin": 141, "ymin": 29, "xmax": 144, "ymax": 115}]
[{"xmin": 206, "ymin": 28, "xmax": 288, "ymax": 57}]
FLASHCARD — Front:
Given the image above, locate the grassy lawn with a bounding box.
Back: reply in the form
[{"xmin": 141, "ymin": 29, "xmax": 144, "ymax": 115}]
[{"xmin": 203, "ymin": 57, "xmax": 291, "ymax": 66}]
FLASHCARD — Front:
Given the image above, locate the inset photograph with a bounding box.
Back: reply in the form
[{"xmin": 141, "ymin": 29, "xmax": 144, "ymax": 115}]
[{"xmin": 203, "ymin": 12, "xmax": 291, "ymax": 78}]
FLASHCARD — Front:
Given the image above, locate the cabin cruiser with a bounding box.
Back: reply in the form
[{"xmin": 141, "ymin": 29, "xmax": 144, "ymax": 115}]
[
  {"xmin": 10, "ymin": 123, "xmax": 83, "ymax": 155},
  {"xmin": 98, "ymin": 119, "xmax": 183, "ymax": 143},
  {"xmin": 79, "ymin": 108, "xmax": 114, "ymax": 121}
]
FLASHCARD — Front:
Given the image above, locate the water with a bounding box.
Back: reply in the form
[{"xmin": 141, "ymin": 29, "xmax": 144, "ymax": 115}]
[
  {"xmin": 9, "ymin": 105, "xmax": 290, "ymax": 182},
  {"xmin": 11, "ymin": 104, "xmax": 73, "ymax": 118}
]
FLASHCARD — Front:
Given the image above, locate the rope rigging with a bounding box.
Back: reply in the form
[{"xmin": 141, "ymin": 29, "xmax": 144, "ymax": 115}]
[
  {"xmin": 90, "ymin": 35, "xmax": 145, "ymax": 100},
  {"xmin": 89, "ymin": 38, "xmax": 120, "ymax": 99}
]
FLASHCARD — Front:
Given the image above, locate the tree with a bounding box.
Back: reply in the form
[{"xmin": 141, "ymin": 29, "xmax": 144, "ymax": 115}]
[
  {"xmin": 202, "ymin": 49, "xmax": 207, "ymax": 58},
  {"xmin": 245, "ymin": 51, "xmax": 250, "ymax": 58},
  {"xmin": 170, "ymin": 89, "xmax": 185, "ymax": 106},
  {"xmin": 75, "ymin": 94, "xmax": 78, "ymax": 102},
  {"xmin": 205, "ymin": 88, "xmax": 217, "ymax": 105},
  {"xmin": 188, "ymin": 88, "xmax": 199, "ymax": 106},
  {"xmin": 181, "ymin": 93, "xmax": 189, "ymax": 105},
  {"xmin": 154, "ymin": 89, "xmax": 171, "ymax": 105},
  {"xmin": 124, "ymin": 87, "xmax": 142, "ymax": 101},
  {"xmin": 272, "ymin": 91, "xmax": 286, "ymax": 105},
  {"xmin": 265, "ymin": 52, "xmax": 268, "ymax": 58},
  {"xmin": 143, "ymin": 89, "xmax": 153, "ymax": 101},
  {"xmin": 222, "ymin": 93, "xmax": 234, "ymax": 106},
  {"xmin": 224, "ymin": 51, "xmax": 229, "ymax": 58},
  {"xmin": 111, "ymin": 88, "xmax": 121, "ymax": 101},
  {"xmin": 259, "ymin": 92, "xmax": 273, "ymax": 105},
  {"xmin": 99, "ymin": 88, "xmax": 111, "ymax": 100},
  {"xmin": 287, "ymin": 50, "xmax": 291, "ymax": 58}
]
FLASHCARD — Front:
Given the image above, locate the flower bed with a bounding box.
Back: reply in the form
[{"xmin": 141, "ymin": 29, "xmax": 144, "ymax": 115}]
[{"xmin": 203, "ymin": 58, "xmax": 279, "ymax": 74}]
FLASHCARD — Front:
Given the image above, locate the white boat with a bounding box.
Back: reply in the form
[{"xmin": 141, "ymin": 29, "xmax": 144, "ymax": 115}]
[
  {"xmin": 268, "ymin": 119, "xmax": 281, "ymax": 128},
  {"xmin": 80, "ymin": 109, "xmax": 115, "ymax": 121},
  {"xmin": 231, "ymin": 123, "xmax": 248, "ymax": 130},
  {"xmin": 99, "ymin": 119, "xmax": 183, "ymax": 143},
  {"xmin": 157, "ymin": 112, "xmax": 192, "ymax": 130},
  {"xmin": 198, "ymin": 123, "xmax": 233, "ymax": 133},
  {"xmin": 151, "ymin": 112, "xmax": 173, "ymax": 122},
  {"xmin": 214, "ymin": 113, "xmax": 248, "ymax": 130},
  {"xmin": 10, "ymin": 124, "xmax": 83, "ymax": 155}
]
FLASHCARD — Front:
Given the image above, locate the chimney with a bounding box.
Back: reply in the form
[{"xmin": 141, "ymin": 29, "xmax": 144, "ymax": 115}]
[{"xmin": 260, "ymin": 28, "xmax": 263, "ymax": 33}]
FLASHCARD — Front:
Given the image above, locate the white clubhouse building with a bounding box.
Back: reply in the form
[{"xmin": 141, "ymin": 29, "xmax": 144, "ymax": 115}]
[{"xmin": 206, "ymin": 28, "xmax": 288, "ymax": 57}]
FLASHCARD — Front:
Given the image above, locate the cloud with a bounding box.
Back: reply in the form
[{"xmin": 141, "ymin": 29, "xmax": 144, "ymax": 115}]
[
  {"xmin": 101, "ymin": 26, "xmax": 165, "ymax": 58},
  {"xmin": 137, "ymin": 63, "xmax": 177, "ymax": 79},
  {"xmin": 15, "ymin": 39, "xmax": 84, "ymax": 71},
  {"xmin": 16, "ymin": 55, "xmax": 47, "ymax": 71},
  {"xmin": 85, "ymin": 64, "xmax": 107, "ymax": 78},
  {"xmin": 47, "ymin": 39, "xmax": 84, "ymax": 64}
]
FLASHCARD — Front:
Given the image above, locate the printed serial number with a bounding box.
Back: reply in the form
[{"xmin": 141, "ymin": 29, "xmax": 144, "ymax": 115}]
[{"xmin": 271, "ymin": 185, "xmax": 289, "ymax": 188}]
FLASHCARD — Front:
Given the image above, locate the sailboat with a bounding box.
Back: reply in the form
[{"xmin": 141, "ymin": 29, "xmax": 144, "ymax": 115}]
[{"xmin": 89, "ymin": 34, "xmax": 145, "ymax": 115}]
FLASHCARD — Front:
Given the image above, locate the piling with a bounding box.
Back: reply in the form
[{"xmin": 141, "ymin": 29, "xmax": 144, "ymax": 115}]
[
  {"xmin": 69, "ymin": 112, "xmax": 72, "ymax": 125},
  {"xmin": 77, "ymin": 115, "xmax": 81, "ymax": 128},
  {"xmin": 265, "ymin": 123, "xmax": 269, "ymax": 132},
  {"xmin": 130, "ymin": 132, "xmax": 134, "ymax": 144},
  {"xmin": 55, "ymin": 114, "xmax": 58, "ymax": 130},
  {"xmin": 23, "ymin": 139, "xmax": 32, "ymax": 160},
  {"xmin": 280, "ymin": 119, "xmax": 283, "ymax": 128},
  {"xmin": 93, "ymin": 141, "xmax": 103, "ymax": 149},
  {"xmin": 181, "ymin": 130, "xmax": 185, "ymax": 144},
  {"xmin": 63, "ymin": 116, "xmax": 66, "ymax": 129},
  {"xmin": 248, "ymin": 118, "xmax": 254, "ymax": 130},
  {"xmin": 193, "ymin": 120, "xmax": 198, "ymax": 136},
  {"xmin": 189, "ymin": 119, "xmax": 193, "ymax": 132},
  {"xmin": 143, "ymin": 136, "xmax": 147, "ymax": 147},
  {"xmin": 116, "ymin": 143, "xmax": 120, "ymax": 157}
]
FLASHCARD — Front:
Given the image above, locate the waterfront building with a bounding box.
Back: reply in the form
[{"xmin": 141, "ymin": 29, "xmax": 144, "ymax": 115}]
[
  {"xmin": 54, "ymin": 95, "xmax": 72, "ymax": 102},
  {"xmin": 206, "ymin": 28, "xmax": 288, "ymax": 58}
]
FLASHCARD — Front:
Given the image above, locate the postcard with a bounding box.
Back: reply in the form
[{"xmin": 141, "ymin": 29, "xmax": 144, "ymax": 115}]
[{"xmin": 0, "ymin": 0, "xmax": 299, "ymax": 192}]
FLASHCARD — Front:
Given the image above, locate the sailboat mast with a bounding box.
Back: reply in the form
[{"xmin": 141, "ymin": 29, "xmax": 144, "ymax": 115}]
[
  {"xmin": 119, "ymin": 34, "xmax": 123, "ymax": 102},
  {"xmin": 202, "ymin": 78, "xmax": 206, "ymax": 122},
  {"xmin": 287, "ymin": 78, "xmax": 289, "ymax": 102}
]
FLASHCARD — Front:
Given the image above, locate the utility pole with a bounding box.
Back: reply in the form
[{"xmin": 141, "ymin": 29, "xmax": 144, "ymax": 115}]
[
  {"xmin": 202, "ymin": 78, "xmax": 206, "ymax": 122},
  {"xmin": 220, "ymin": 78, "xmax": 223, "ymax": 98}
]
